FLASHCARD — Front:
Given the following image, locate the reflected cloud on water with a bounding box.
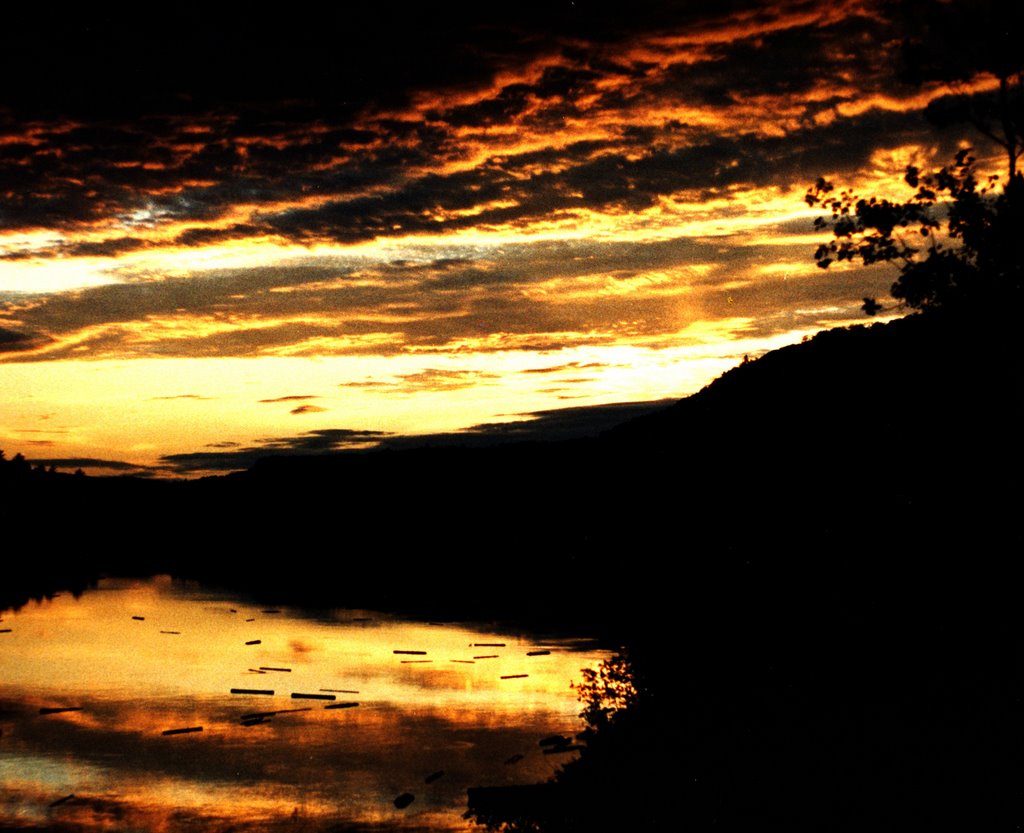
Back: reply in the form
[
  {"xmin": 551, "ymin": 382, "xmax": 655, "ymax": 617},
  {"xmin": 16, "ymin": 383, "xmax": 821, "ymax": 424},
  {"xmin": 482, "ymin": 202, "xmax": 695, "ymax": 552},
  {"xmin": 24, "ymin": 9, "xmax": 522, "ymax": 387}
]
[{"xmin": 0, "ymin": 577, "xmax": 608, "ymax": 831}]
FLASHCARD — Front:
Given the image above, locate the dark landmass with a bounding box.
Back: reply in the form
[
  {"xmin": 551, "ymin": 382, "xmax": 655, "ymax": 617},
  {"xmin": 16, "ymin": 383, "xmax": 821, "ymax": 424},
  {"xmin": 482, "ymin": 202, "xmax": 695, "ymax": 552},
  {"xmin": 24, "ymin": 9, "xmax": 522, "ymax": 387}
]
[{"xmin": 2, "ymin": 311, "xmax": 1020, "ymax": 830}]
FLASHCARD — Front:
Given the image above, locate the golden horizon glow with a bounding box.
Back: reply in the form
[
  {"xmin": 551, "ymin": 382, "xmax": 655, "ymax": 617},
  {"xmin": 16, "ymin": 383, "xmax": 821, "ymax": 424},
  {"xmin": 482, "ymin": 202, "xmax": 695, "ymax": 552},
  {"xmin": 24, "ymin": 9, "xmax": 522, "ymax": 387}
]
[
  {"xmin": 0, "ymin": 1, "xmax": 993, "ymax": 475},
  {"xmin": 0, "ymin": 577, "xmax": 607, "ymax": 831}
]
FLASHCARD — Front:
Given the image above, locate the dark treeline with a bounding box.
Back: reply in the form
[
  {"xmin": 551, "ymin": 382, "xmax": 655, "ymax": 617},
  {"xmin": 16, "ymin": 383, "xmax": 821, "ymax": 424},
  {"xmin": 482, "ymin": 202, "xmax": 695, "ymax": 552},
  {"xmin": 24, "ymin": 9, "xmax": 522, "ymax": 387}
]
[{"xmin": 2, "ymin": 310, "xmax": 1020, "ymax": 829}]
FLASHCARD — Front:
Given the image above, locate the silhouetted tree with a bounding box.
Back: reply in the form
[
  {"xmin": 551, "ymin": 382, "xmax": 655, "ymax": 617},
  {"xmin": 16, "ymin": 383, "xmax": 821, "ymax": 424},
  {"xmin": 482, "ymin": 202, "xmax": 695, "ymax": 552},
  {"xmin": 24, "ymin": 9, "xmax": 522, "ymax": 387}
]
[
  {"xmin": 899, "ymin": 0, "xmax": 1023, "ymax": 179},
  {"xmin": 807, "ymin": 149, "xmax": 1022, "ymax": 313},
  {"xmin": 807, "ymin": 0, "xmax": 1023, "ymax": 315}
]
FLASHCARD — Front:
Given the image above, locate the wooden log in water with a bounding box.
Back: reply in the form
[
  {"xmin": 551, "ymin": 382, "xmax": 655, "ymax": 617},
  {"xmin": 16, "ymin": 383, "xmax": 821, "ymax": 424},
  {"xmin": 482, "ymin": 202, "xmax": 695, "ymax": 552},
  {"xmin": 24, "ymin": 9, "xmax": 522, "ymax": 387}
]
[
  {"xmin": 393, "ymin": 792, "xmax": 415, "ymax": 809},
  {"xmin": 49, "ymin": 794, "xmax": 75, "ymax": 808},
  {"xmin": 472, "ymin": 643, "xmax": 506, "ymax": 647},
  {"xmin": 320, "ymin": 688, "xmax": 359, "ymax": 693},
  {"xmin": 324, "ymin": 702, "xmax": 359, "ymax": 710},
  {"xmin": 400, "ymin": 660, "xmax": 432, "ymax": 664},
  {"xmin": 0, "ymin": 629, "xmax": 11, "ymax": 633},
  {"xmin": 230, "ymin": 688, "xmax": 274, "ymax": 696},
  {"xmin": 451, "ymin": 659, "xmax": 475, "ymax": 664},
  {"xmin": 131, "ymin": 616, "xmax": 145, "ymax": 621},
  {"xmin": 500, "ymin": 674, "xmax": 528, "ymax": 680},
  {"xmin": 245, "ymin": 640, "xmax": 262, "ymax": 645},
  {"xmin": 160, "ymin": 630, "xmax": 181, "ymax": 635},
  {"xmin": 259, "ymin": 667, "xmax": 291, "ymax": 672},
  {"xmin": 393, "ymin": 650, "xmax": 427, "ymax": 655},
  {"xmin": 291, "ymin": 692, "xmax": 335, "ymax": 700},
  {"xmin": 162, "ymin": 725, "xmax": 202, "ymax": 735},
  {"xmin": 526, "ymin": 650, "xmax": 551, "ymax": 656},
  {"xmin": 473, "ymin": 655, "xmax": 498, "ymax": 659}
]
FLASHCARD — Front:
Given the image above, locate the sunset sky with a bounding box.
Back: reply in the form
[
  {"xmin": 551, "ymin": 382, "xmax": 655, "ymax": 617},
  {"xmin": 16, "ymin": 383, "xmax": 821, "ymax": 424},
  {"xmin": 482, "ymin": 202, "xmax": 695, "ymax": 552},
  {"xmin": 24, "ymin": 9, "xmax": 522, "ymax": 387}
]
[{"xmin": 0, "ymin": 2, "xmax": 997, "ymax": 476}]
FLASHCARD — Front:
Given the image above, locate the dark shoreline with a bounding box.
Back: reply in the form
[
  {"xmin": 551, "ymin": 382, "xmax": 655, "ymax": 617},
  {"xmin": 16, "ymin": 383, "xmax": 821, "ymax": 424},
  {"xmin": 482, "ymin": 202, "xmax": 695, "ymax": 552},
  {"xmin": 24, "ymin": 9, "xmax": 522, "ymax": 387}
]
[{"xmin": 3, "ymin": 313, "xmax": 1020, "ymax": 830}]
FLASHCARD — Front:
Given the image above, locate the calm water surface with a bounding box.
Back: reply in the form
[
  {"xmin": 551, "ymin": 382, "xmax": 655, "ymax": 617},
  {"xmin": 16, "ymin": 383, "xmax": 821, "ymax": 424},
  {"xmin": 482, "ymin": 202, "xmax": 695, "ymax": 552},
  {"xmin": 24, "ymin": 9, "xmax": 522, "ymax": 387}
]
[{"xmin": 0, "ymin": 576, "xmax": 609, "ymax": 831}]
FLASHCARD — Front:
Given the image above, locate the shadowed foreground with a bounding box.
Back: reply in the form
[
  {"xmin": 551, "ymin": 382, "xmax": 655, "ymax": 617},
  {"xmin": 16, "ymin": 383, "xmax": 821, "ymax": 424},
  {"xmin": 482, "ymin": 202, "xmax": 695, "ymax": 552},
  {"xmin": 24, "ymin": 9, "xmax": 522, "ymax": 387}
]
[{"xmin": 2, "ymin": 312, "xmax": 1020, "ymax": 831}]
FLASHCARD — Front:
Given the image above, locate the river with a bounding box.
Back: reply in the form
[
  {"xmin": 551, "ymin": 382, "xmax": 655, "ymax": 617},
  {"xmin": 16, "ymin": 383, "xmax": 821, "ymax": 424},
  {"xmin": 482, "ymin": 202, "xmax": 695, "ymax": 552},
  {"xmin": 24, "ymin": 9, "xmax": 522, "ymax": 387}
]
[{"xmin": 0, "ymin": 575, "xmax": 609, "ymax": 831}]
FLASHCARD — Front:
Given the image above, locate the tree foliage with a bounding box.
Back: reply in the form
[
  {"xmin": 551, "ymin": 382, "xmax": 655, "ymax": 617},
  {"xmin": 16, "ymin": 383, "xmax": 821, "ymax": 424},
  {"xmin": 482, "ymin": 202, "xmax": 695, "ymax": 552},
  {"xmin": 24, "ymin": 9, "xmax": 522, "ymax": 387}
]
[
  {"xmin": 806, "ymin": 149, "xmax": 1022, "ymax": 314},
  {"xmin": 573, "ymin": 653, "xmax": 638, "ymax": 732},
  {"xmin": 808, "ymin": 0, "xmax": 1023, "ymax": 316}
]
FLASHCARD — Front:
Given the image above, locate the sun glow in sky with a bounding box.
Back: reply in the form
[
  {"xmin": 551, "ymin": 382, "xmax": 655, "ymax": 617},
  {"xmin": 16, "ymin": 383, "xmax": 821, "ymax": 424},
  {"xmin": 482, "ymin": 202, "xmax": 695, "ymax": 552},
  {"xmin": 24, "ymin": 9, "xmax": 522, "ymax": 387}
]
[{"xmin": 0, "ymin": 2, "xmax": 993, "ymax": 476}]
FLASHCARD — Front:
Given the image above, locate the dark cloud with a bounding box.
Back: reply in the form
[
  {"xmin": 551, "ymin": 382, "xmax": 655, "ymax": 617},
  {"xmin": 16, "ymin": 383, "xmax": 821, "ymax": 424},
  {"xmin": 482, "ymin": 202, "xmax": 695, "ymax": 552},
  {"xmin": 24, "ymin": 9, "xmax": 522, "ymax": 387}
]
[
  {"xmin": 0, "ymin": 1, "xmax": 974, "ymax": 252},
  {"xmin": 156, "ymin": 400, "xmax": 675, "ymax": 474},
  {"xmin": 379, "ymin": 400, "xmax": 677, "ymax": 449},
  {"xmin": 390, "ymin": 369, "xmax": 502, "ymax": 392},
  {"xmin": 258, "ymin": 395, "xmax": 320, "ymax": 404},
  {"xmin": 29, "ymin": 457, "xmax": 150, "ymax": 472},
  {"xmin": 0, "ymin": 326, "xmax": 51, "ymax": 353},
  {"xmin": 521, "ymin": 362, "xmax": 611, "ymax": 374},
  {"xmin": 159, "ymin": 429, "xmax": 391, "ymax": 474}
]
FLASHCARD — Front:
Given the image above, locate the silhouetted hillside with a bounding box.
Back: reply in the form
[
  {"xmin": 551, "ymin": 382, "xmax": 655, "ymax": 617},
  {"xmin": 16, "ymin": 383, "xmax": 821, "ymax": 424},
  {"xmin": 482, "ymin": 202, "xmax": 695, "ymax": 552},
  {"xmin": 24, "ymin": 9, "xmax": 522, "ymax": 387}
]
[
  {"xmin": 4, "ymin": 313, "xmax": 1019, "ymax": 829},
  {"xmin": 4, "ymin": 312, "xmax": 1020, "ymax": 615}
]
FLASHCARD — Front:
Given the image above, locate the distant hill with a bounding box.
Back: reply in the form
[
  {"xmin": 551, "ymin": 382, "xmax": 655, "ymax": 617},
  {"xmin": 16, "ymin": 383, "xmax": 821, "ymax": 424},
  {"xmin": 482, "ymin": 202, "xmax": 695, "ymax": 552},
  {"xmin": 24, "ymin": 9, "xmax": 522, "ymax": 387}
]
[
  {"xmin": 4, "ymin": 311, "xmax": 1018, "ymax": 831},
  {"xmin": 3, "ymin": 312, "xmax": 1020, "ymax": 615}
]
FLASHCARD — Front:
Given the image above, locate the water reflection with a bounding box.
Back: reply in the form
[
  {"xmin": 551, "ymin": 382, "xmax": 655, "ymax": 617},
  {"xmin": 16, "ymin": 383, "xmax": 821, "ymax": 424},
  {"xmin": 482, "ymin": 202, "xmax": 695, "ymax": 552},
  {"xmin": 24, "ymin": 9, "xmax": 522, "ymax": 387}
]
[{"xmin": 0, "ymin": 576, "xmax": 608, "ymax": 831}]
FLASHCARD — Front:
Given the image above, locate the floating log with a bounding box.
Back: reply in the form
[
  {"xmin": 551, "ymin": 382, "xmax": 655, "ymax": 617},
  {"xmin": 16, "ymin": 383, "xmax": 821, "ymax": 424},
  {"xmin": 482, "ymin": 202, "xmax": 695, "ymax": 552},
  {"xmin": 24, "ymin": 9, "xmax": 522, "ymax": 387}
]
[
  {"xmin": 425, "ymin": 770, "xmax": 444, "ymax": 784},
  {"xmin": 526, "ymin": 650, "xmax": 551, "ymax": 656},
  {"xmin": 500, "ymin": 674, "xmax": 528, "ymax": 680},
  {"xmin": 0, "ymin": 629, "xmax": 11, "ymax": 633},
  {"xmin": 240, "ymin": 708, "xmax": 310, "ymax": 720},
  {"xmin": 324, "ymin": 702, "xmax": 359, "ymax": 710},
  {"xmin": 49, "ymin": 794, "xmax": 75, "ymax": 808},
  {"xmin": 245, "ymin": 640, "xmax": 262, "ymax": 645},
  {"xmin": 162, "ymin": 726, "xmax": 203, "ymax": 736},
  {"xmin": 473, "ymin": 643, "xmax": 505, "ymax": 647},
  {"xmin": 393, "ymin": 650, "xmax": 426, "ymax": 655},
  {"xmin": 504, "ymin": 754, "xmax": 524, "ymax": 765},
  {"xmin": 393, "ymin": 792, "xmax": 415, "ymax": 809},
  {"xmin": 259, "ymin": 667, "xmax": 291, "ymax": 672},
  {"xmin": 400, "ymin": 660, "xmax": 432, "ymax": 664},
  {"xmin": 473, "ymin": 655, "xmax": 498, "ymax": 660},
  {"xmin": 160, "ymin": 630, "xmax": 181, "ymax": 635},
  {"xmin": 229, "ymin": 609, "xmax": 237, "ymax": 613},
  {"xmin": 245, "ymin": 618, "xmax": 255, "ymax": 622},
  {"xmin": 39, "ymin": 707, "xmax": 81, "ymax": 715},
  {"xmin": 451, "ymin": 660, "xmax": 475, "ymax": 664},
  {"xmin": 320, "ymin": 688, "xmax": 359, "ymax": 694},
  {"xmin": 247, "ymin": 669, "xmax": 267, "ymax": 674},
  {"xmin": 230, "ymin": 688, "xmax": 274, "ymax": 696},
  {"xmin": 291, "ymin": 692, "xmax": 335, "ymax": 700},
  {"xmin": 241, "ymin": 717, "xmax": 268, "ymax": 726},
  {"xmin": 131, "ymin": 616, "xmax": 145, "ymax": 621}
]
